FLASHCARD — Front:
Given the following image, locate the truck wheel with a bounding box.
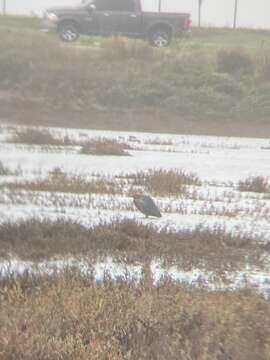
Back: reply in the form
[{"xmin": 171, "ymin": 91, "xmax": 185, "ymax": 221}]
[
  {"xmin": 149, "ymin": 28, "xmax": 171, "ymax": 48},
  {"xmin": 58, "ymin": 22, "xmax": 79, "ymax": 42}
]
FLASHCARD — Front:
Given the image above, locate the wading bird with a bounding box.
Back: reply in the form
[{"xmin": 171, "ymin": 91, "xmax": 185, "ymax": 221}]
[{"xmin": 132, "ymin": 194, "xmax": 162, "ymax": 218}]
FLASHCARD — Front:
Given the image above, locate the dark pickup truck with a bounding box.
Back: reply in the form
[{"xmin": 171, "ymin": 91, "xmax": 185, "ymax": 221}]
[{"xmin": 42, "ymin": 0, "xmax": 191, "ymax": 47}]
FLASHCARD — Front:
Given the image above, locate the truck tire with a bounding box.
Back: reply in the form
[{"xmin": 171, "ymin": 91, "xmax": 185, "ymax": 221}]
[
  {"xmin": 58, "ymin": 22, "xmax": 79, "ymax": 42},
  {"xmin": 148, "ymin": 27, "xmax": 172, "ymax": 48}
]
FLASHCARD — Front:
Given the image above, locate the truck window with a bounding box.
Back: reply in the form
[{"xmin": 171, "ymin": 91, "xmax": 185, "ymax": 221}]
[{"xmin": 96, "ymin": 0, "xmax": 135, "ymax": 12}]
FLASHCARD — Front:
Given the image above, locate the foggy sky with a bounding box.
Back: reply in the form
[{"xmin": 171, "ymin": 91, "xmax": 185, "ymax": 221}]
[{"xmin": 4, "ymin": 0, "xmax": 270, "ymax": 29}]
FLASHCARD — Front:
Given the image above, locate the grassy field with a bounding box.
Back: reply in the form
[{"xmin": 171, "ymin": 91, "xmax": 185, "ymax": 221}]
[{"xmin": 0, "ymin": 16, "xmax": 270, "ymax": 136}]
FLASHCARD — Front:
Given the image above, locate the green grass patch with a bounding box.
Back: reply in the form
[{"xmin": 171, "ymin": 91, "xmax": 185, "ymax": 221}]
[{"xmin": 0, "ymin": 15, "xmax": 40, "ymax": 31}]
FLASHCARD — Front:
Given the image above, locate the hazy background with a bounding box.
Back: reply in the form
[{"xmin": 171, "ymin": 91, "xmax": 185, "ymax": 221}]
[{"xmin": 2, "ymin": 0, "xmax": 270, "ymax": 29}]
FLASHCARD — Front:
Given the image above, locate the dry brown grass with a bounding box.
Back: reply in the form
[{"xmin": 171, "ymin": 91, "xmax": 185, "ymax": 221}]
[
  {"xmin": 0, "ymin": 219, "xmax": 267, "ymax": 271},
  {"xmin": 10, "ymin": 128, "xmax": 71, "ymax": 146},
  {"xmin": 80, "ymin": 138, "xmax": 132, "ymax": 156},
  {"xmin": 0, "ymin": 272, "xmax": 270, "ymax": 360},
  {"xmin": 144, "ymin": 138, "xmax": 174, "ymax": 146},
  {"xmin": 2, "ymin": 168, "xmax": 200, "ymax": 198},
  {"xmin": 238, "ymin": 176, "xmax": 270, "ymax": 193},
  {"xmin": 131, "ymin": 169, "xmax": 200, "ymax": 196},
  {"xmin": 5, "ymin": 169, "xmax": 121, "ymax": 195}
]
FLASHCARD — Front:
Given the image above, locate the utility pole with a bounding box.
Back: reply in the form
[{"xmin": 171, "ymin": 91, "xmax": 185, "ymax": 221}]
[
  {"xmin": 233, "ymin": 0, "xmax": 238, "ymax": 29},
  {"xmin": 198, "ymin": 0, "xmax": 203, "ymax": 28},
  {"xmin": 158, "ymin": 0, "xmax": 161, "ymax": 12},
  {"xmin": 2, "ymin": 0, "xmax": 6, "ymax": 15},
  {"xmin": 2, "ymin": 0, "xmax": 7, "ymax": 15}
]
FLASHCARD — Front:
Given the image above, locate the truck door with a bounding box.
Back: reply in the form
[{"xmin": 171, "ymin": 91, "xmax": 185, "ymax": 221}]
[
  {"xmin": 95, "ymin": 0, "xmax": 141, "ymax": 36},
  {"xmin": 80, "ymin": 1, "xmax": 104, "ymax": 35},
  {"xmin": 116, "ymin": 0, "xmax": 141, "ymax": 35}
]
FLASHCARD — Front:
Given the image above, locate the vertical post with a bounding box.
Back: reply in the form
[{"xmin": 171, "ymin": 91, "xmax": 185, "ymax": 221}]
[
  {"xmin": 198, "ymin": 0, "xmax": 201, "ymax": 27},
  {"xmin": 2, "ymin": 0, "xmax": 6, "ymax": 15},
  {"xmin": 158, "ymin": 0, "xmax": 161, "ymax": 12},
  {"xmin": 233, "ymin": 0, "xmax": 238, "ymax": 29},
  {"xmin": 198, "ymin": 0, "xmax": 203, "ymax": 28}
]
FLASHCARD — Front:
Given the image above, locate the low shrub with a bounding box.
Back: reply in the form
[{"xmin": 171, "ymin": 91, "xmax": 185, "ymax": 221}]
[
  {"xmin": 0, "ymin": 57, "xmax": 31, "ymax": 88},
  {"xmin": 0, "ymin": 219, "xmax": 266, "ymax": 270},
  {"xmin": 200, "ymin": 72, "xmax": 245, "ymax": 98},
  {"xmin": 6, "ymin": 170, "xmax": 121, "ymax": 195},
  {"xmin": 80, "ymin": 138, "xmax": 132, "ymax": 156},
  {"xmin": 132, "ymin": 169, "xmax": 200, "ymax": 196},
  {"xmin": 238, "ymin": 176, "xmax": 269, "ymax": 193},
  {"xmin": 164, "ymin": 86, "xmax": 235, "ymax": 118},
  {"xmin": 233, "ymin": 84, "xmax": 270, "ymax": 120},
  {"xmin": 217, "ymin": 48, "xmax": 255, "ymax": 75},
  {"xmin": 11, "ymin": 128, "xmax": 68, "ymax": 145}
]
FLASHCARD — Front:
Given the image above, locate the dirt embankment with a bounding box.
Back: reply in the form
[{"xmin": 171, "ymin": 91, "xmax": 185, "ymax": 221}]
[{"xmin": 2, "ymin": 104, "xmax": 270, "ymax": 138}]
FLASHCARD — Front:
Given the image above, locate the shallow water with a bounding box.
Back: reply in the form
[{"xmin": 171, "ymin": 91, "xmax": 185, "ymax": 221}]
[{"xmin": 1, "ymin": 257, "xmax": 270, "ymax": 298}]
